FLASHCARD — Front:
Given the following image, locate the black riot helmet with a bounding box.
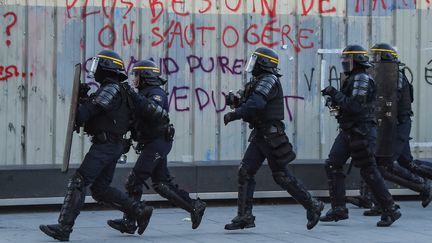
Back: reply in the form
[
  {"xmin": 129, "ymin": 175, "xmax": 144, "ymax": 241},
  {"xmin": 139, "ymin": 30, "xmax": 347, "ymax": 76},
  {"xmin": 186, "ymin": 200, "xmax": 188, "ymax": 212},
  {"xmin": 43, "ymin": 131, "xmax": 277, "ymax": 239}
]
[
  {"xmin": 245, "ymin": 47, "xmax": 280, "ymax": 76},
  {"xmin": 131, "ymin": 59, "xmax": 167, "ymax": 87},
  {"xmin": 370, "ymin": 43, "xmax": 398, "ymax": 62},
  {"xmin": 341, "ymin": 44, "xmax": 372, "ymax": 73},
  {"xmin": 88, "ymin": 50, "xmax": 128, "ymax": 82}
]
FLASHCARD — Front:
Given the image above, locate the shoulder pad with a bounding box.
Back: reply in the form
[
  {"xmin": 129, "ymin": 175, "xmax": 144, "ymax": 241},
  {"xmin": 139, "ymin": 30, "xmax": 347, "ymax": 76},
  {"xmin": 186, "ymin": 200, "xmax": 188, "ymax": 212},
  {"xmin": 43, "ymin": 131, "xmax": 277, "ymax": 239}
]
[
  {"xmin": 255, "ymin": 74, "xmax": 278, "ymax": 99},
  {"xmin": 352, "ymin": 73, "xmax": 370, "ymax": 97},
  {"xmin": 93, "ymin": 83, "xmax": 120, "ymax": 110},
  {"xmin": 353, "ymin": 73, "xmax": 370, "ymax": 82}
]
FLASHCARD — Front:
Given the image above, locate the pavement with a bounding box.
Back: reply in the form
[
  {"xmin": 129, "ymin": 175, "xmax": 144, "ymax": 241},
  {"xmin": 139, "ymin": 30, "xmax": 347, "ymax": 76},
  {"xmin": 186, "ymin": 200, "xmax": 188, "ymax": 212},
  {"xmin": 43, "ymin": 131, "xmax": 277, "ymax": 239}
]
[{"xmin": 0, "ymin": 200, "xmax": 431, "ymax": 243}]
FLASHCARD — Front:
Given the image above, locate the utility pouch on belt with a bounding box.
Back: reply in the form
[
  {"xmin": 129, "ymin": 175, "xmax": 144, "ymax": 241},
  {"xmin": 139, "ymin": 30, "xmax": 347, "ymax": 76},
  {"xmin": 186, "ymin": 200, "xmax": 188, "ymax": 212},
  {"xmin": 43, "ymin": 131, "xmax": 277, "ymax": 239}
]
[
  {"xmin": 165, "ymin": 124, "xmax": 175, "ymax": 141},
  {"xmin": 263, "ymin": 124, "xmax": 296, "ymax": 166}
]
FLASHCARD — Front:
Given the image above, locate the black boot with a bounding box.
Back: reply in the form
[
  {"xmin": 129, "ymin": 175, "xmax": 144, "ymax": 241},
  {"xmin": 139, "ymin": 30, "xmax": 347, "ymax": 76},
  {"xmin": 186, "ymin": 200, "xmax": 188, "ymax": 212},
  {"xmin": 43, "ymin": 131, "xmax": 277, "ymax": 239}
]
[
  {"xmin": 107, "ymin": 215, "xmax": 137, "ymax": 234},
  {"xmin": 153, "ymin": 181, "xmax": 206, "ymax": 229},
  {"xmin": 306, "ymin": 199, "xmax": 325, "ymax": 230},
  {"xmin": 225, "ymin": 174, "xmax": 256, "ymax": 231},
  {"xmin": 320, "ymin": 164, "xmax": 348, "ymax": 222},
  {"xmin": 224, "ymin": 212, "xmax": 256, "ymax": 230},
  {"xmin": 39, "ymin": 224, "xmax": 72, "ymax": 242},
  {"xmin": 40, "ymin": 173, "xmax": 86, "ymax": 242},
  {"xmin": 225, "ymin": 198, "xmax": 256, "ymax": 230},
  {"xmin": 107, "ymin": 172, "xmax": 144, "ymax": 234},
  {"xmin": 376, "ymin": 204, "xmax": 401, "ymax": 227},
  {"xmin": 135, "ymin": 203, "xmax": 153, "ymax": 235},
  {"xmin": 420, "ymin": 180, "xmax": 432, "ymax": 208},
  {"xmin": 320, "ymin": 206, "xmax": 349, "ymax": 222},
  {"xmin": 363, "ymin": 204, "xmax": 382, "ymax": 216},
  {"xmin": 191, "ymin": 198, "xmax": 207, "ymax": 229},
  {"xmin": 272, "ymin": 171, "xmax": 324, "ymax": 230},
  {"xmin": 106, "ymin": 202, "xmax": 152, "ymax": 235}
]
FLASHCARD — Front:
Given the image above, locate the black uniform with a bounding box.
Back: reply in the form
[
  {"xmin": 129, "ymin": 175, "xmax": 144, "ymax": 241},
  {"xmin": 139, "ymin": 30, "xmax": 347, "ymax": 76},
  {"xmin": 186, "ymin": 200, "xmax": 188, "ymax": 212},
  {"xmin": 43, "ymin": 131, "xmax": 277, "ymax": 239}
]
[
  {"xmin": 349, "ymin": 44, "xmax": 432, "ymax": 213},
  {"xmin": 359, "ymin": 69, "xmax": 432, "ymax": 214},
  {"xmin": 107, "ymin": 60, "xmax": 206, "ymax": 235},
  {"xmin": 391, "ymin": 70, "xmax": 432, "ymax": 181},
  {"xmin": 39, "ymin": 50, "xmax": 152, "ymax": 242},
  {"xmin": 224, "ymin": 47, "xmax": 324, "ymax": 231},
  {"xmin": 320, "ymin": 45, "xmax": 401, "ymax": 227}
]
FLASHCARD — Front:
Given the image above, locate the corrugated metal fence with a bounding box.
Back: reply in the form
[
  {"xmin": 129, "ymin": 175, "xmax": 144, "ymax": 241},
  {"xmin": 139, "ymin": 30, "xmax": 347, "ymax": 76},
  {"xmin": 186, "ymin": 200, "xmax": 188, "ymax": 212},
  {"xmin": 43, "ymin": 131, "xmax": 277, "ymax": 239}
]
[{"xmin": 1, "ymin": 0, "xmax": 432, "ymax": 166}]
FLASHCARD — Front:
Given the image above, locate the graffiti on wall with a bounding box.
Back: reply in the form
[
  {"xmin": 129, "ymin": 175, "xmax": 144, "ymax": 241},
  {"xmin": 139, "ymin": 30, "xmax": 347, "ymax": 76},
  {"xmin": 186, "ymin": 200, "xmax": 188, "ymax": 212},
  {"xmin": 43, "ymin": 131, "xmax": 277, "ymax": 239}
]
[
  {"xmin": 2, "ymin": 11, "xmax": 16, "ymax": 47},
  {"xmin": 426, "ymin": 59, "xmax": 432, "ymax": 85}
]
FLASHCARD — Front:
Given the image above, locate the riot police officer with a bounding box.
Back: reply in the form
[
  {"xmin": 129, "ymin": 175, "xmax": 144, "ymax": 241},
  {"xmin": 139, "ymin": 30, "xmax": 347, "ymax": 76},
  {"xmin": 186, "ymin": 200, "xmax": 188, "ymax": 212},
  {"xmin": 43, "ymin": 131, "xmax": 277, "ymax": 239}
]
[
  {"xmin": 106, "ymin": 59, "xmax": 206, "ymax": 235},
  {"xmin": 223, "ymin": 47, "xmax": 324, "ymax": 231},
  {"xmin": 319, "ymin": 45, "xmax": 401, "ymax": 227},
  {"xmin": 352, "ymin": 43, "xmax": 432, "ymax": 215},
  {"xmin": 39, "ymin": 50, "xmax": 153, "ymax": 241}
]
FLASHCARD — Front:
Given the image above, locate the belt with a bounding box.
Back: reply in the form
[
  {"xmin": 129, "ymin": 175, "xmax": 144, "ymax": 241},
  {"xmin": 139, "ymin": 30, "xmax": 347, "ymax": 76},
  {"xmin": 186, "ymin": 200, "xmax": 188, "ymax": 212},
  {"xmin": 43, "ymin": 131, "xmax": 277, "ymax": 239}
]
[{"xmin": 91, "ymin": 132, "xmax": 122, "ymax": 144}]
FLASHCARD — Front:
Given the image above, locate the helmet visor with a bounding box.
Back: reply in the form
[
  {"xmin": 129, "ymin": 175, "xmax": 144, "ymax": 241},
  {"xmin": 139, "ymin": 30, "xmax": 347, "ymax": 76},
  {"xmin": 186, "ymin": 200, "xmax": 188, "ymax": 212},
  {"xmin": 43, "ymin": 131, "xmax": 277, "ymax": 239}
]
[
  {"xmin": 88, "ymin": 56, "xmax": 100, "ymax": 79},
  {"xmin": 245, "ymin": 54, "xmax": 258, "ymax": 73},
  {"xmin": 341, "ymin": 54, "xmax": 353, "ymax": 73}
]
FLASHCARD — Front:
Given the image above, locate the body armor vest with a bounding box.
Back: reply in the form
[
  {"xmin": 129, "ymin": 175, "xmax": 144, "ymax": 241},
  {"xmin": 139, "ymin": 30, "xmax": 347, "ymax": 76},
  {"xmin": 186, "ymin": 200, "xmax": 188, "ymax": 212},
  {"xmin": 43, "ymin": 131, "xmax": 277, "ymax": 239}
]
[
  {"xmin": 84, "ymin": 80, "xmax": 130, "ymax": 136},
  {"xmin": 337, "ymin": 72, "xmax": 376, "ymax": 126},
  {"xmin": 131, "ymin": 87, "xmax": 169, "ymax": 142},
  {"xmin": 245, "ymin": 74, "xmax": 284, "ymax": 126}
]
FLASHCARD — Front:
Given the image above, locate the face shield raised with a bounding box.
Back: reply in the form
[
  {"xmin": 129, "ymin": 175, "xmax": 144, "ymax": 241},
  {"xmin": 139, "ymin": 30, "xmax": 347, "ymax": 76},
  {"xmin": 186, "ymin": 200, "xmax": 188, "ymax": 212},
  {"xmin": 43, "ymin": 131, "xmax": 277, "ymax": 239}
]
[
  {"xmin": 245, "ymin": 54, "xmax": 258, "ymax": 73},
  {"xmin": 87, "ymin": 56, "xmax": 100, "ymax": 79}
]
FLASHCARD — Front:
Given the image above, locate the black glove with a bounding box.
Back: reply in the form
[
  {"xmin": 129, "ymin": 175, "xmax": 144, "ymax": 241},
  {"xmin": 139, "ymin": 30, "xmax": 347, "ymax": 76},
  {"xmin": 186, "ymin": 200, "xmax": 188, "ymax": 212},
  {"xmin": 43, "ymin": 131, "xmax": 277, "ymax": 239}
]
[
  {"xmin": 225, "ymin": 91, "xmax": 240, "ymax": 109},
  {"xmin": 321, "ymin": 86, "xmax": 338, "ymax": 97},
  {"xmin": 224, "ymin": 112, "xmax": 238, "ymax": 126},
  {"xmin": 79, "ymin": 83, "xmax": 91, "ymax": 98}
]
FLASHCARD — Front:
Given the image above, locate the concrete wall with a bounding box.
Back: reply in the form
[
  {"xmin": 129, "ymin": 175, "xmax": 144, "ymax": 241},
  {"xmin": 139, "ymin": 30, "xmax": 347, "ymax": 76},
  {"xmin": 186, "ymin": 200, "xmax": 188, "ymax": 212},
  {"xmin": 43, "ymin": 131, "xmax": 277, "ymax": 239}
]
[{"xmin": 1, "ymin": 0, "xmax": 432, "ymax": 166}]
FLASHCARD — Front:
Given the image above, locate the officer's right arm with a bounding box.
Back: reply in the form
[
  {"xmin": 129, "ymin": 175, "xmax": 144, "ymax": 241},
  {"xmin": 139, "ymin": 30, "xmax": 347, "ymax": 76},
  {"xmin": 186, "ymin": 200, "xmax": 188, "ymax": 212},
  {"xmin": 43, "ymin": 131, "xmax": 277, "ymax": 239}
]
[
  {"xmin": 333, "ymin": 73, "xmax": 369, "ymax": 113},
  {"xmin": 75, "ymin": 83, "xmax": 121, "ymax": 126},
  {"xmin": 234, "ymin": 76, "xmax": 276, "ymax": 120},
  {"xmin": 129, "ymin": 90, "xmax": 169, "ymax": 123}
]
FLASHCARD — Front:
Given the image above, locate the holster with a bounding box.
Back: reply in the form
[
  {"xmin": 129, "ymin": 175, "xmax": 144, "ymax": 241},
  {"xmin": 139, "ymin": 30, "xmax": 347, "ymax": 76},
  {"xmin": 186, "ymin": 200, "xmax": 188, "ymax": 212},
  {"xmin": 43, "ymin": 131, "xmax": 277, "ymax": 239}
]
[
  {"xmin": 262, "ymin": 124, "xmax": 296, "ymax": 166},
  {"xmin": 165, "ymin": 124, "xmax": 175, "ymax": 141},
  {"xmin": 349, "ymin": 126, "xmax": 375, "ymax": 168}
]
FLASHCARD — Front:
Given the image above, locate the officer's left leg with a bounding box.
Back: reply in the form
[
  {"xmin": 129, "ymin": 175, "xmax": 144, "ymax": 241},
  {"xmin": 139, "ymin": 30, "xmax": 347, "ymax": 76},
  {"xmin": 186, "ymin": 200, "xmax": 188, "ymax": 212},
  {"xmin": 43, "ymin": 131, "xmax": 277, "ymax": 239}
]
[
  {"xmin": 353, "ymin": 129, "xmax": 401, "ymax": 227},
  {"xmin": 107, "ymin": 140, "xmax": 173, "ymax": 235},
  {"xmin": 151, "ymin": 156, "xmax": 206, "ymax": 230},
  {"xmin": 225, "ymin": 140, "xmax": 265, "ymax": 230},
  {"xmin": 258, "ymin": 136, "xmax": 323, "ymax": 230},
  {"xmin": 320, "ymin": 131, "xmax": 351, "ymax": 222},
  {"xmin": 40, "ymin": 143, "xmax": 122, "ymax": 241},
  {"xmin": 89, "ymin": 146, "xmax": 152, "ymax": 235}
]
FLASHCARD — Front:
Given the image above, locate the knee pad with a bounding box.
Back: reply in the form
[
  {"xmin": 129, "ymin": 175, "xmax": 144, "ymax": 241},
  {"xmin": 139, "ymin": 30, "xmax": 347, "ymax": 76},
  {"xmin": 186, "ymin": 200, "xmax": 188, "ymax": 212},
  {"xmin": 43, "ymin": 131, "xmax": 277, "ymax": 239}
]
[
  {"xmin": 69, "ymin": 172, "xmax": 85, "ymax": 191},
  {"xmin": 152, "ymin": 181, "xmax": 169, "ymax": 195},
  {"xmin": 350, "ymin": 139, "xmax": 375, "ymax": 167},
  {"xmin": 238, "ymin": 163, "xmax": 252, "ymax": 184},
  {"xmin": 64, "ymin": 173, "xmax": 86, "ymax": 206},
  {"xmin": 360, "ymin": 166, "xmax": 379, "ymax": 181},
  {"xmin": 125, "ymin": 171, "xmax": 143, "ymax": 197},
  {"xmin": 272, "ymin": 171, "xmax": 289, "ymax": 186},
  {"xmin": 377, "ymin": 165, "xmax": 393, "ymax": 180},
  {"xmin": 90, "ymin": 182, "xmax": 110, "ymax": 203},
  {"xmin": 324, "ymin": 162, "xmax": 344, "ymax": 175}
]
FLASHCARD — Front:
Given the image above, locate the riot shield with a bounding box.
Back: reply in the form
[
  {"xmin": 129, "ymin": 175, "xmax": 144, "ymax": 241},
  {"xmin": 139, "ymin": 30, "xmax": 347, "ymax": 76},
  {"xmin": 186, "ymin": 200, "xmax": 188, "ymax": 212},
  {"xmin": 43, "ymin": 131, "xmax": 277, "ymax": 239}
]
[
  {"xmin": 369, "ymin": 62, "xmax": 399, "ymax": 158},
  {"xmin": 62, "ymin": 63, "xmax": 81, "ymax": 173}
]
